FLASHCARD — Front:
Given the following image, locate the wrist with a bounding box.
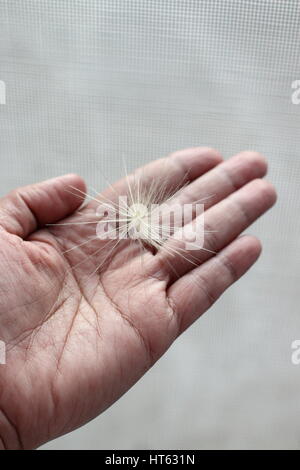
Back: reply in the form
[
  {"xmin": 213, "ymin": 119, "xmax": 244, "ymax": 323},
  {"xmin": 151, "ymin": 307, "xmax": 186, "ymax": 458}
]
[{"xmin": 0, "ymin": 408, "xmax": 23, "ymax": 450}]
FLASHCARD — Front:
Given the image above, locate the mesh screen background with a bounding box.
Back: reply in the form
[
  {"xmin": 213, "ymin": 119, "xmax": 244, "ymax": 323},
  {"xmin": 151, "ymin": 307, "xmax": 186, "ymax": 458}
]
[{"xmin": 0, "ymin": 0, "xmax": 300, "ymax": 450}]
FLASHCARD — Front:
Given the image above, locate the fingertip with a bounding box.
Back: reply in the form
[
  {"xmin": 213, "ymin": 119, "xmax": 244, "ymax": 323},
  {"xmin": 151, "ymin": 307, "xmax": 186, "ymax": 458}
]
[
  {"xmin": 171, "ymin": 146, "xmax": 223, "ymax": 162},
  {"xmin": 200, "ymin": 146, "xmax": 223, "ymax": 164},
  {"xmin": 250, "ymin": 178, "xmax": 277, "ymax": 208},
  {"xmin": 56, "ymin": 173, "xmax": 87, "ymax": 194},
  {"xmin": 237, "ymin": 234, "xmax": 262, "ymax": 263},
  {"xmin": 261, "ymin": 179, "xmax": 277, "ymax": 206},
  {"xmin": 171, "ymin": 146, "xmax": 223, "ymax": 180},
  {"xmin": 239, "ymin": 150, "xmax": 268, "ymax": 170},
  {"xmin": 230, "ymin": 150, "xmax": 268, "ymax": 180}
]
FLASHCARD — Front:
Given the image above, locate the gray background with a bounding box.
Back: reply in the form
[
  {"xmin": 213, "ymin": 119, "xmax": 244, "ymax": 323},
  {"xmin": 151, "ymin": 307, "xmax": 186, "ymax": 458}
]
[{"xmin": 0, "ymin": 0, "xmax": 300, "ymax": 449}]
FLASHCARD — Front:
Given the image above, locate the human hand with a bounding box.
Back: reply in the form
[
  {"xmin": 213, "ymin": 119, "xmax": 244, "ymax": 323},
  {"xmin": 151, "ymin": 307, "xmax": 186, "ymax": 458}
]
[{"xmin": 0, "ymin": 147, "xmax": 276, "ymax": 449}]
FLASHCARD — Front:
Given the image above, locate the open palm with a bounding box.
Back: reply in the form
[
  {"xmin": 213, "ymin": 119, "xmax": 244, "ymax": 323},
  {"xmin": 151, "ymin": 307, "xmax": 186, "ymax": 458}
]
[{"xmin": 0, "ymin": 147, "xmax": 276, "ymax": 449}]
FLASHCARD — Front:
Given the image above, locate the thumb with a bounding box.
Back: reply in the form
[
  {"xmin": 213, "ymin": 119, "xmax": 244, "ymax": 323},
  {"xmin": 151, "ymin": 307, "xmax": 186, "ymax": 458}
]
[{"xmin": 0, "ymin": 174, "xmax": 86, "ymax": 238}]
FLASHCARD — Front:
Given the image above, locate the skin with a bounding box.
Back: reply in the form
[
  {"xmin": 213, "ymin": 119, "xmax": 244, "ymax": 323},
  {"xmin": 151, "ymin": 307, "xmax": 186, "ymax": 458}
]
[{"xmin": 0, "ymin": 147, "xmax": 276, "ymax": 449}]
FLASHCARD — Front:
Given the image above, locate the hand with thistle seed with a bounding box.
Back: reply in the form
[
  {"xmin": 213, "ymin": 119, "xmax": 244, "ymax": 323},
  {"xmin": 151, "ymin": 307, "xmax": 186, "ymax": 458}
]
[{"xmin": 0, "ymin": 148, "xmax": 276, "ymax": 449}]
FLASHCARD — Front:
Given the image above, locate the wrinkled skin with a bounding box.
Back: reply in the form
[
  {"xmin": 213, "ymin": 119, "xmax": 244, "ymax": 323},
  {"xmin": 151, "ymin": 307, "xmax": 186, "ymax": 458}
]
[{"xmin": 0, "ymin": 148, "xmax": 276, "ymax": 449}]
